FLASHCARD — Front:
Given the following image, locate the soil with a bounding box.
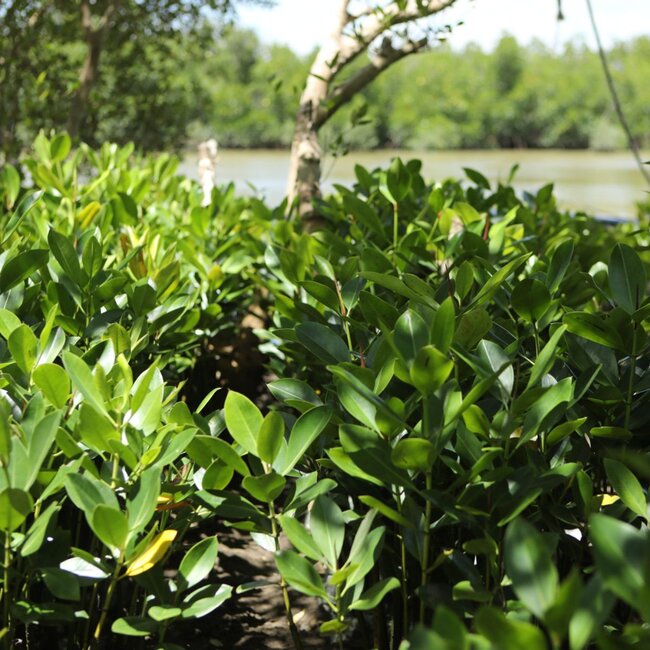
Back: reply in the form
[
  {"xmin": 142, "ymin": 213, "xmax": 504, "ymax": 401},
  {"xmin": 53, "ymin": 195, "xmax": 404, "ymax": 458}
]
[{"xmin": 165, "ymin": 528, "xmax": 368, "ymax": 650}]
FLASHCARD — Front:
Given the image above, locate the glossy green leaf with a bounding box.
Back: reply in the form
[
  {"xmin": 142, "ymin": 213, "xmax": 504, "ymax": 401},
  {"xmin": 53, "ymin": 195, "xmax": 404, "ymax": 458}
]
[
  {"xmin": 609, "ymin": 243, "xmax": 646, "ymax": 313},
  {"xmin": 257, "ymin": 411, "xmax": 285, "ymax": 464},
  {"xmin": 276, "ymin": 405, "xmax": 332, "ymax": 475},
  {"xmin": 410, "ymin": 345, "xmax": 453, "ymax": 395},
  {"xmin": 295, "ymin": 322, "xmax": 349, "ymax": 364},
  {"xmin": 603, "ymin": 458, "xmax": 647, "ymax": 518},
  {"xmin": 0, "ymin": 249, "xmax": 49, "ymax": 292},
  {"xmin": 504, "ymin": 518, "xmax": 558, "ymax": 619},
  {"xmin": 391, "ymin": 438, "xmax": 436, "ymax": 473},
  {"xmin": 242, "ymin": 472, "xmax": 286, "ymax": 503},
  {"xmin": 275, "ymin": 550, "xmax": 328, "ymax": 599},
  {"xmin": 33, "ymin": 363, "xmax": 70, "ymax": 408},
  {"xmin": 224, "ymin": 391, "xmax": 262, "ymax": 456},
  {"xmin": 8, "ymin": 324, "xmax": 38, "ymax": 375},
  {"xmin": 512, "ymin": 278, "xmax": 551, "ymax": 322},
  {"xmin": 0, "ymin": 488, "xmax": 33, "ymax": 532},
  {"xmin": 90, "ymin": 505, "xmax": 129, "ymax": 554},
  {"xmin": 179, "ymin": 536, "xmax": 219, "ymax": 590},
  {"xmin": 349, "ymin": 577, "xmax": 400, "ymax": 611},
  {"xmin": 310, "ymin": 496, "xmax": 345, "ymax": 568}
]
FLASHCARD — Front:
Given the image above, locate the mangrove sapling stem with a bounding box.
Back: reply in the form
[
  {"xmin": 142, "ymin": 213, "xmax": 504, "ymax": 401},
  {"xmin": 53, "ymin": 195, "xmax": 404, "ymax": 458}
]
[
  {"xmin": 3, "ymin": 533, "xmax": 10, "ymax": 650},
  {"xmin": 392, "ymin": 203, "xmax": 399, "ymax": 255},
  {"xmin": 393, "ymin": 487, "xmax": 409, "ymax": 636},
  {"xmin": 624, "ymin": 328, "xmax": 638, "ymax": 433},
  {"xmin": 90, "ymin": 552, "xmax": 124, "ymax": 649},
  {"xmin": 269, "ymin": 502, "xmax": 303, "ymax": 650},
  {"xmin": 419, "ymin": 472, "xmax": 432, "ymax": 625}
]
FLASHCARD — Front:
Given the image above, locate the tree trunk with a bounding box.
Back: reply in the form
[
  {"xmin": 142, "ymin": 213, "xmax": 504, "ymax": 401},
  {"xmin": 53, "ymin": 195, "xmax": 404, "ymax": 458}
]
[
  {"xmin": 67, "ymin": 1, "xmax": 117, "ymax": 140},
  {"xmin": 286, "ymin": 0, "xmax": 349, "ymax": 226},
  {"xmin": 67, "ymin": 31, "xmax": 102, "ymax": 139},
  {"xmin": 286, "ymin": 105, "xmax": 324, "ymax": 227}
]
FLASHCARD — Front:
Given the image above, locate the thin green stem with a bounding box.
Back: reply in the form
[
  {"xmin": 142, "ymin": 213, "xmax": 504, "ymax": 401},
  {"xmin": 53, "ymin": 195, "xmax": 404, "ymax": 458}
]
[
  {"xmin": 624, "ymin": 329, "xmax": 638, "ymax": 432},
  {"xmin": 393, "ymin": 203, "xmax": 399, "ymax": 254},
  {"xmin": 394, "ymin": 487, "xmax": 409, "ymax": 636},
  {"xmin": 2, "ymin": 533, "xmax": 10, "ymax": 650},
  {"xmin": 269, "ymin": 502, "xmax": 303, "ymax": 650},
  {"xmin": 90, "ymin": 552, "xmax": 124, "ymax": 649},
  {"xmin": 419, "ymin": 472, "xmax": 432, "ymax": 625}
]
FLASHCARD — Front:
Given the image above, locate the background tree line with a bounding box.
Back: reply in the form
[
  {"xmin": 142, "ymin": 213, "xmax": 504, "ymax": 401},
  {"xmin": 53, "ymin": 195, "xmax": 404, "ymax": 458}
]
[{"xmin": 2, "ymin": 4, "xmax": 649, "ymax": 157}]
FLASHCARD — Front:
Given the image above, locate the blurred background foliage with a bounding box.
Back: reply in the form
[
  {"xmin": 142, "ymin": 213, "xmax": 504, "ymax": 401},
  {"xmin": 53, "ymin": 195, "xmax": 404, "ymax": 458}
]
[{"xmin": 1, "ymin": 2, "xmax": 649, "ymax": 158}]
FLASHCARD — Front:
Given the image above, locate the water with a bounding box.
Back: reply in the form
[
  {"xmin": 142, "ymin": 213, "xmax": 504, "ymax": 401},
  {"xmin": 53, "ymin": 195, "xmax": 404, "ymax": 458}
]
[{"xmin": 178, "ymin": 149, "xmax": 649, "ymax": 219}]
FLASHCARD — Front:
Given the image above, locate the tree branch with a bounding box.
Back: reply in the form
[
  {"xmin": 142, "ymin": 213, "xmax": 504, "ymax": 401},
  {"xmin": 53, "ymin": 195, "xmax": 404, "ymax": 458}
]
[
  {"xmin": 330, "ymin": 0, "xmax": 455, "ymax": 81},
  {"xmin": 315, "ymin": 35, "xmax": 429, "ymax": 128}
]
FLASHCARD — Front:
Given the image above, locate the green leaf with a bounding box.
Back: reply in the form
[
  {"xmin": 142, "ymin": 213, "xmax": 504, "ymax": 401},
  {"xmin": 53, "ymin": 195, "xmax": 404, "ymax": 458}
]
[
  {"xmin": 589, "ymin": 513, "xmax": 649, "ymax": 615},
  {"xmin": 564, "ymin": 312, "xmax": 623, "ymax": 350},
  {"xmin": 90, "ymin": 505, "xmax": 129, "ymax": 555},
  {"xmin": 295, "ymin": 322, "xmax": 350, "ymax": 364},
  {"xmin": 242, "ymin": 472, "xmax": 286, "ymax": 503},
  {"xmin": 268, "ymin": 379, "xmax": 322, "ymax": 411},
  {"xmin": 48, "ymin": 229, "xmax": 83, "ymax": 284},
  {"xmin": 279, "ymin": 514, "xmax": 323, "ymax": 561},
  {"xmin": 0, "ymin": 308, "xmax": 21, "ymax": 339},
  {"xmin": 547, "ymin": 239, "xmax": 574, "ymax": 293},
  {"xmin": 32, "ymin": 363, "xmax": 70, "ymax": 408},
  {"xmin": 126, "ymin": 466, "xmax": 161, "ymax": 534},
  {"xmin": 41, "ymin": 568, "xmax": 80, "ymax": 601},
  {"xmin": 275, "ymin": 551, "xmax": 328, "ymax": 599},
  {"xmin": 512, "ymin": 278, "xmax": 551, "ymax": 322},
  {"xmin": 463, "ymin": 167, "xmax": 490, "ymax": 190},
  {"xmin": 604, "ymin": 458, "xmax": 647, "ymax": 519},
  {"xmin": 384, "ymin": 158, "xmax": 411, "ymax": 203},
  {"xmin": 276, "ymin": 405, "xmax": 332, "ymax": 475},
  {"xmin": 527, "ymin": 325, "xmax": 567, "ymax": 389},
  {"xmin": 391, "ymin": 438, "xmax": 436, "ymax": 473},
  {"xmin": 8, "ymin": 324, "xmax": 38, "ymax": 375},
  {"xmin": 310, "ymin": 496, "xmax": 345, "ymax": 568},
  {"xmin": 0, "ymin": 192, "xmax": 42, "ymax": 247},
  {"xmin": 394, "ymin": 309, "xmax": 428, "ymax": 363},
  {"xmin": 224, "ymin": 391, "xmax": 262, "ymax": 456},
  {"xmin": 50, "ymin": 133, "xmax": 71, "ymax": 163},
  {"xmin": 454, "ymin": 308, "xmax": 492, "ymax": 350},
  {"xmin": 504, "ymin": 518, "xmax": 558, "ymax": 619},
  {"xmin": 358, "ymin": 495, "xmax": 414, "ymax": 529},
  {"xmin": 65, "ymin": 473, "xmax": 119, "ymax": 520},
  {"xmin": 609, "ymin": 243, "xmax": 646, "ymax": 313},
  {"xmin": 410, "ymin": 345, "xmax": 453, "ymax": 395},
  {"xmin": 112, "ymin": 617, "xmax": 158, "ymax": 637},
  {"xmin": 569, "ymin": 576, "xmax": 615, "ymax": 650},
  {"xmin": 257, "ymin": 411, "xmax": 285, "ymax": 464},
  {"xmin": 0, "ymin": 249, "xmax": 49, "ymax": 292},
  {"xmin": 0, "ymin": 488, "xmax": 33, "ymax": 532},
  {"xmin": 431, "ymin": 297, "xmax": 455, "ymax": 353},
  {"xmin": 62, "ymin": 352, "xmax": 111, "ymax": 419},
  {"xmin": 470, "ymin": 253, "xmax": 530, "ymax": 307},
  {"xmin": 181, "ymin": 583, "xmax": 232, "ymax": 619},
  {"xmin": 179, "ymin": 536, "xmax": 219, "ymax": 590},
  {"xmin": 350, "ymin": 577, "xmax": 400, "ymax": 611},
  {"xmin": 475, "ymin": 606, "xmax": 547, "ymax": 650},
  {"xmin": 2, "ymin": 163, "xmax": 20, "ymax": 209}
]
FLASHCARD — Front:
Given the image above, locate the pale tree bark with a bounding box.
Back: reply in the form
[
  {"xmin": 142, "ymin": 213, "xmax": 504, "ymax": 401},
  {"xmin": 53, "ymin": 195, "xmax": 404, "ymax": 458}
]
[
  {"xmin": 286, "ymin": 0, "xmax": 458, "ymax": 226},
  {"xmin": 67, "ymin": 0, "xmax": 119, "ymax": 140}
]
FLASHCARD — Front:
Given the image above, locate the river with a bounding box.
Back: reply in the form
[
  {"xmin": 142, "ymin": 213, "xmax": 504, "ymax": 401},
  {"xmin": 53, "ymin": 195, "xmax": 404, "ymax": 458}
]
[{"xmin": 178, "ymin": 149, "xmax": 649, "ymax": 219}]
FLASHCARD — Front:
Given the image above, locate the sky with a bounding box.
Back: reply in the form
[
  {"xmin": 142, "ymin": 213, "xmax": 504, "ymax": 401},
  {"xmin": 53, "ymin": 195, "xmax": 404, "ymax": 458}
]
[{"xmin": 236, "ymin": 0, "xmax": 650, "ymax": 55}]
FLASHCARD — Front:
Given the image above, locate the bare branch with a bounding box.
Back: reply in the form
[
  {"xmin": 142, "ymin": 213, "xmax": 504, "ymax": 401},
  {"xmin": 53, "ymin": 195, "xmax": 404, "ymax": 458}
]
[
  {"xmin": 315, "ymin": 34, "xmax": 429, "ymax": 128},
  {"xmin": 330, "ymin": 0, "xmax": 455, "ymax": 81}
]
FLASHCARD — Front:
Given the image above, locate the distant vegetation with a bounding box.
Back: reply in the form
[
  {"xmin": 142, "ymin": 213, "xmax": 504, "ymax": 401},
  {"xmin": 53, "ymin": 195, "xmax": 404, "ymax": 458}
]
[{"xmin": 2, "ymin": 11, "xmax": 649, "ymax": 156}]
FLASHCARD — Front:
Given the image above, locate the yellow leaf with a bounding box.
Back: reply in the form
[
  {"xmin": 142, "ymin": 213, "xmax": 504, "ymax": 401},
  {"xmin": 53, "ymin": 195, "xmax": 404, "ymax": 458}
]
[
  {"xmin": 78, "ymin": 202, "xmax": 101, "ymax": 229},
  {"xmin": 125, "ymin": 529, "xmax": 177, "ymax": 577},
  {"xmin": 599, "ymin": 494, "xmax": 620, "ymax": 507}
]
